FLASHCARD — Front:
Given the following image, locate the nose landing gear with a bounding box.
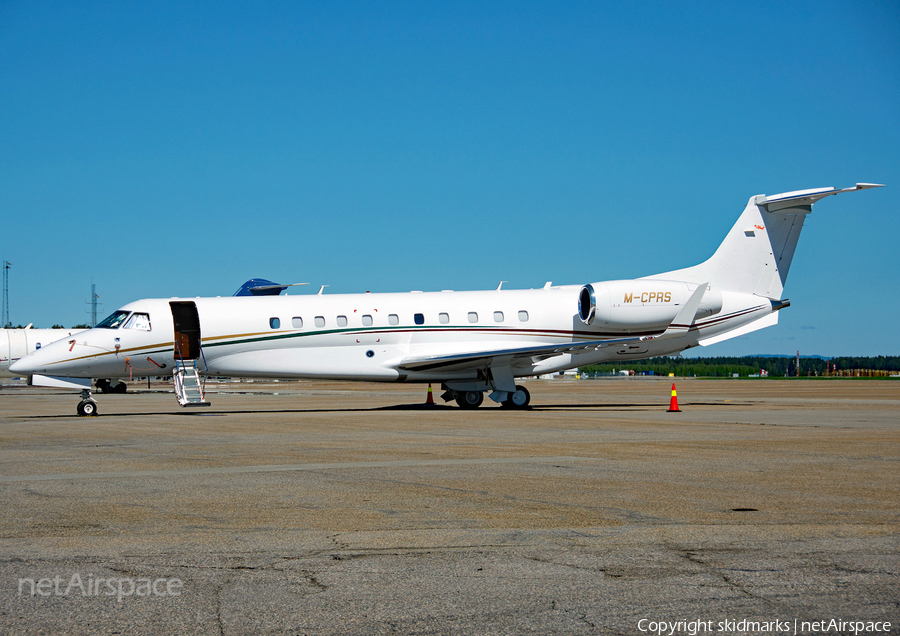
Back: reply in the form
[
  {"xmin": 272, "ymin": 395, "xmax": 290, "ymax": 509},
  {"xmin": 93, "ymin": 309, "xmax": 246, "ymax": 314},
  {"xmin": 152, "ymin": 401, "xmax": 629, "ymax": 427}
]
[{"xmin": 77, "ymin": 389, "xmax": 98, "ymax": 417}]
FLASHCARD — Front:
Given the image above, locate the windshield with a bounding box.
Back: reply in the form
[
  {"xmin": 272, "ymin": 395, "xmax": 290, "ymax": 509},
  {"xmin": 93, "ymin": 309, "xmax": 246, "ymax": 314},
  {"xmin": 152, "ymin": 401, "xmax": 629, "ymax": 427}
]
[
  {"xmin": 123, "ymin": 313, "xmax": 151, "ymax": 331},
  {"xmin": 96, "ymin": 310, "xmax": 131, "ymax": 329}
]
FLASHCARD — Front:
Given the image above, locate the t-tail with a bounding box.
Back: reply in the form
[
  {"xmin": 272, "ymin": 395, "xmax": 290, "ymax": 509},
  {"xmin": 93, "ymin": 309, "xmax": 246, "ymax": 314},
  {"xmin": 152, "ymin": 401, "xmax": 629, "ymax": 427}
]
[{"xmin": 646, "ymin": 183, "xmax": 884, "ymax": 298}]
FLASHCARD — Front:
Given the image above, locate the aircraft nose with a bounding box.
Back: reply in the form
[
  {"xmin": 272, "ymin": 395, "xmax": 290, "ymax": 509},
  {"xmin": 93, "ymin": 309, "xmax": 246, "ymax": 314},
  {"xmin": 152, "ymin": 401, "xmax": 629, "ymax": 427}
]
[
  {"xmin": 9, "ymin": 357, "xmax": 35, "ymax": 374},
  {"xmin": 9, "ymin": 338, "xmax": 71, "ymax": 375}
]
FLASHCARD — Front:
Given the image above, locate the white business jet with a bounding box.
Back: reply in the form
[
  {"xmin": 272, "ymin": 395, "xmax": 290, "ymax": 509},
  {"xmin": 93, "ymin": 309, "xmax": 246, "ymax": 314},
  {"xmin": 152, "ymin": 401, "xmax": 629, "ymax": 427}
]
[{"xmin": 11, "ymin": 183, "xmax": 883, "ymax": 416}]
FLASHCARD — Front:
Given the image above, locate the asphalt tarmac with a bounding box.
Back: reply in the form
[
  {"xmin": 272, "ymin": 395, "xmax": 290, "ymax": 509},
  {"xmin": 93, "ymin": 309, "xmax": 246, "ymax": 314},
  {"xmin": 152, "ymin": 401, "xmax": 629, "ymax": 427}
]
[{"xmin": 0, "ymin": 377, "xmax": 897, "ymax": 635}]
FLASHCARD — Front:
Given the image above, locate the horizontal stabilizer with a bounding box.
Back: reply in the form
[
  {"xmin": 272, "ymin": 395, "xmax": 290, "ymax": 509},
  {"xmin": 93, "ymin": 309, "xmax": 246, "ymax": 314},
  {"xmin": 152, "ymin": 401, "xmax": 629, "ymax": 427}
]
[
  {"xmin": 233, "ymin": 279, "xmax": 309, "ymax": 296},
  {"xmin": 759, "ymin": 183, "xmax": 884, "ymax": 212}
]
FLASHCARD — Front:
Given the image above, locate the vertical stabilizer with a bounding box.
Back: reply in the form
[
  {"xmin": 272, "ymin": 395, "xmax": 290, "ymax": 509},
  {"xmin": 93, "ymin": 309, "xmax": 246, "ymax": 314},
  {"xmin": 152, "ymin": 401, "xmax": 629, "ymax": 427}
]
[{"xmin": 644, "ymin": 184, "xmax": 883, "ymax": 297}]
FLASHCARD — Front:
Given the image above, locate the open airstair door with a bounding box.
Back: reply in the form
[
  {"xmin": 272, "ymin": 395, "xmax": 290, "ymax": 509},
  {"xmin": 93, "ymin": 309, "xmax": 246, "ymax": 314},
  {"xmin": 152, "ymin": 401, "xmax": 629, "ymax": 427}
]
[
  {"xmin": 171, "ymin": 301, "xmax": 202, "ymax": 360},
  {"xmin": 169, "ymin": 301, "xmax": 209, "ymax": 407}
]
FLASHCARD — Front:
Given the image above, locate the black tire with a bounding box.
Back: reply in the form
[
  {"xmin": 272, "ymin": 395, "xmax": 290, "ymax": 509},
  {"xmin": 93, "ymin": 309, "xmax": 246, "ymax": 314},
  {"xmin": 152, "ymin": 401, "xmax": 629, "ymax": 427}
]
[
  {"xmin": 97, "ymin": 379, "xmax": 112, "ymax": 393},
  {"xmin": 456, "ymin": 391, "xmax": 484, "ymax": 409},
  {"xmin": 113, "ymin": 382, "xmax": 127, "ymax": 394},
  {"xmin": 77, "ymin": 400, "xmax": 97, "ymax": 417},
  {"xmin": 505, "ymin": 385, "xmax": 531, "ymax": 409}
]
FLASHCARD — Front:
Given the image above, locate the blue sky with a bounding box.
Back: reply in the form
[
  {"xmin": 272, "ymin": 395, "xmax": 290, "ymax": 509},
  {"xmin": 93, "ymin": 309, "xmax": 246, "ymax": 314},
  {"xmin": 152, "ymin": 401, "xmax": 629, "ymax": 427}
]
[{"xmin": 2, "ymin": 1, "xmax": 898, "ymax": 356}]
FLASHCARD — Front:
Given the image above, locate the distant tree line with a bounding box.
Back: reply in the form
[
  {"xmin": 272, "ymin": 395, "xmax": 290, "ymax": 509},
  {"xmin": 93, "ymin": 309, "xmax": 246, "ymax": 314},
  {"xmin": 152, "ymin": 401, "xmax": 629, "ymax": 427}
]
[{"xmin": 581, "ymin": 356, "xmax": 900, "ymax": 378}]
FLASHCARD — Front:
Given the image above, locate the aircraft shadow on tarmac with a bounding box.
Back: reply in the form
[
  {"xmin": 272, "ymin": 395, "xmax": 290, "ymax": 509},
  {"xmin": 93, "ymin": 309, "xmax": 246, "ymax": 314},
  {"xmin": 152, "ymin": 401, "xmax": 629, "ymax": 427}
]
[{"xmin": 16, "ymin": 401, "xmax": 750, "ymax": 419}]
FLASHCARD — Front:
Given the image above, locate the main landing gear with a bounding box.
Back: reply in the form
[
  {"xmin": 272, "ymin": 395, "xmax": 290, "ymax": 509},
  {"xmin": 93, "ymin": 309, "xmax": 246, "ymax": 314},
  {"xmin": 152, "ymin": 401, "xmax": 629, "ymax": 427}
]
[
  {"xmin": 77, "ymin": 389, "xmax": 98, "ymax": 417},
  {"xmin": 500, "ymin": 385, "xmax": 531, "ymax": 409},
  {"xmin": 455, "ymin": 390, "xmax": 484, "ymax": 409},
  {"xmin": 448, "ymin": 385, "xmax": 531, "ymax": 410},
  {"xmin": 96, "ymin": 378, "xmax": 127, "ymax": 394}
]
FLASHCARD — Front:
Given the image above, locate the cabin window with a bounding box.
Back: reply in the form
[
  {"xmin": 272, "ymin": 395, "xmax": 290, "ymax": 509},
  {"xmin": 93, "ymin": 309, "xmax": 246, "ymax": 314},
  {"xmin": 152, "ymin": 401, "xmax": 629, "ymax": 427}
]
[
  {"xmin": 362, "ymin": 315, "xmax": 373, "ymax": 326},
  {"xmin": 493, "ymin": 311, "xmax": 504, "ymax": 322},
  {"xmin": 292, "ymin": 317, "xmax": 303, "ymax": 328},
  {"xmin": 414, "ymin": 313, "xmax": 425, "ymax": 325},
  {"xmin": 337, "ymin": 315, "xmax": 348, "ymax": 327},
  {"xmin": 467, "ymin": 312, "xmax": 478, "ymax": 323},
  {"xmin": 518, "ymin": 310, "xmax": 529, "ymax": 322},
  {"xmin": 388, "ymin": 314, "xmax": 399, "ymax": 325},
  {"xmin": 269, "ymin": 317, "xmax": 280, "ymax": 329},
  {"xmin": 439, "ymin": 312, "xmax": 449, "ymax": 324},
  {"xmin": 315, "ymin": 316, "xmax": 325, "ymax": 328},
  {"xmin": 97, "ymin": 310, "xmax": 130, "ymax": 329},
  {"xmin": 124, "ymin": 312, "xmax": 152, "ymax": 331}
]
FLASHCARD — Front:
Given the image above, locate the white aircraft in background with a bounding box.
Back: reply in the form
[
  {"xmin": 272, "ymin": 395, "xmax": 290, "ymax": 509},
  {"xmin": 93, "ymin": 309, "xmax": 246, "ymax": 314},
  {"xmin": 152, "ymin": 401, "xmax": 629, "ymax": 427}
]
[
  {"xmin": 1, "ymin": 326, "xmax": 84, "ymax": 378},
  {"xmin": 11, "ymin": 183, "xmax": 883, "ymax": 416}
]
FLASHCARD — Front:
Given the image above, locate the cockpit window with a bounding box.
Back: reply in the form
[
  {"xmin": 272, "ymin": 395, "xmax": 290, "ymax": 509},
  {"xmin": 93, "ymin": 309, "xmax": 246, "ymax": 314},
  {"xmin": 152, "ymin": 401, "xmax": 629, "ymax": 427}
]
[
  {"xmin": 123, "ymin": 312, "xmax": 151, "ymax": 331},
  {"xmin": 97, "ymin": 310, "xmax": 131, "ymax": 329}
]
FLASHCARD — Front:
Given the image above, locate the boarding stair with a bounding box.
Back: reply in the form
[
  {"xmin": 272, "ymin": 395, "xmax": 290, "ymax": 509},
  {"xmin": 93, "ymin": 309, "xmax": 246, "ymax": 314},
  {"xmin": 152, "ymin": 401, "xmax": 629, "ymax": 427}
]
[{"xmin": 173, "ymin": 359, "xmax": 210, "ymax": 407}]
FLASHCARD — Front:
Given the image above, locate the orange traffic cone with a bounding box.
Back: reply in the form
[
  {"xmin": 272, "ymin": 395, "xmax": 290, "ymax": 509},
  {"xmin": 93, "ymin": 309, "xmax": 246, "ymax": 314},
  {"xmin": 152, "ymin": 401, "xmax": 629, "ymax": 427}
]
[
  {"xmin": 667, "ymin": 383, "xmax": 681, "ymax": 412},
  {"xmin": 425, "ymin": 383, "xmax": 435, "ymax": 406}
]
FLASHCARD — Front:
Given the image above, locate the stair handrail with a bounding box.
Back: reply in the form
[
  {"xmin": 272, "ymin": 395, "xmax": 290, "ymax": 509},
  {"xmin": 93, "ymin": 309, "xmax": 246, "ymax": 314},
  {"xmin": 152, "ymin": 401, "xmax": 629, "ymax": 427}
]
[{"xmin": 197, "ymin": 342, "xmax": 208, "ymax": 399}]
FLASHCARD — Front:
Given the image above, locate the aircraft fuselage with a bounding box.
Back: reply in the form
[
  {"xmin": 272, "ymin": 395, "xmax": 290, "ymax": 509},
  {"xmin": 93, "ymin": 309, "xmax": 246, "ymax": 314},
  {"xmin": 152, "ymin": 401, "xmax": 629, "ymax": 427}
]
[{"xmin": 13, "ymin": 282, "xmax": 769, "ymax": 384}]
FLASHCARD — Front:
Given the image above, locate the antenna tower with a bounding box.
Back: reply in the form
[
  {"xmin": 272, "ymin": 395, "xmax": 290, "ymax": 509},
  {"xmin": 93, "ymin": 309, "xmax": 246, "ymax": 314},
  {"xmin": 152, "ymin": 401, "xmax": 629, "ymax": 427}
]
[
  {"xmin": 2, "ymin": 261, "xmax": 10, "ymax": 328},
  {"xmin": 86, "ymin": 282, "xmax": 101, "ymax": 327}
]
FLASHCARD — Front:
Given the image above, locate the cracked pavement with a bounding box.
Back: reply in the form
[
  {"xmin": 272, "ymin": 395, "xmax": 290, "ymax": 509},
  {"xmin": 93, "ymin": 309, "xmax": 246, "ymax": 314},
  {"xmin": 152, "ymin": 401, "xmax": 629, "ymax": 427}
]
[{"xmin": 0, "ymin": 378, "xmax": 898, "ymax": 634}]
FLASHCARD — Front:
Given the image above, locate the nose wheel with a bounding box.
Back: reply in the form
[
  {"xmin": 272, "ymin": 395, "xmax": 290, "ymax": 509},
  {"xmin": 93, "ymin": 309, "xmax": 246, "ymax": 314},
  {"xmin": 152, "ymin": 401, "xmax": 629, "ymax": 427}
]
[{"xmin": 77, "ymin": 389, "xmax": 98, "ymax": 417}]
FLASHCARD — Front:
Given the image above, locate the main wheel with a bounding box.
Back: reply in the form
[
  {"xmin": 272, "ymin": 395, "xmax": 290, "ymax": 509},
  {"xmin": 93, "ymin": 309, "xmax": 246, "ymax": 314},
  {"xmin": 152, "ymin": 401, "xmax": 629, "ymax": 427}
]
[
  {"xmin": 456, "ymin": 390, "xmax": 484, "ymax": 409},
  {"xmin": 502, "ymin": 385, "xmax": 531, "ymax": 409},
  {"xmin": 113, "ymin": 382, "xmax": 127, "ymax": 393},
  {"xmin": 77, "ymin": 400, "xmax": 98, "ymax": 417}
]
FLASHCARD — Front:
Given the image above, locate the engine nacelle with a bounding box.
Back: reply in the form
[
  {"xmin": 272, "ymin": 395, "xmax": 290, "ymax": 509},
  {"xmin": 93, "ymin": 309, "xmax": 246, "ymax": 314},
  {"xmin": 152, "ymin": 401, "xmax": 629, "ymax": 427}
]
[
  {"xmin": 578, "ymin": 285, "xmax": 596, "ymax": 325},
  {"xmin": 584, "ymin": 280, "xmax": 723, "ymax": 332}
]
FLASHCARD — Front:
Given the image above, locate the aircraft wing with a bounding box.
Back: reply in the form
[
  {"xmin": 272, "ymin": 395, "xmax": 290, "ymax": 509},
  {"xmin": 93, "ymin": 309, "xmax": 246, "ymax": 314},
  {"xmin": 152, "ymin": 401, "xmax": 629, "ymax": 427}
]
[
  {"xmin": 399, "ymin": 284, "xmax": 713, "ymax": 375},
  {"xmin": 397, "ymin": 336, "xmax": 646, "ymax": 373}
]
